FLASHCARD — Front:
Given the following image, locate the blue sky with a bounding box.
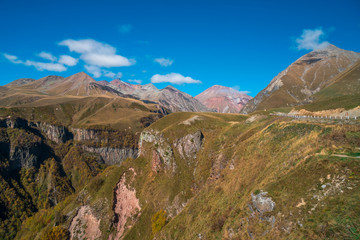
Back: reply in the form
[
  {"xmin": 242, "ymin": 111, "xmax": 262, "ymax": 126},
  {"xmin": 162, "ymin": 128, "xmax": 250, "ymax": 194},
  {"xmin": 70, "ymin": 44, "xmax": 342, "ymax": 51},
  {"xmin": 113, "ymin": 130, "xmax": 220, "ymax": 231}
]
[{"xmin": 1, "ymin": 0, "xmax": 359, "ymax": 96}]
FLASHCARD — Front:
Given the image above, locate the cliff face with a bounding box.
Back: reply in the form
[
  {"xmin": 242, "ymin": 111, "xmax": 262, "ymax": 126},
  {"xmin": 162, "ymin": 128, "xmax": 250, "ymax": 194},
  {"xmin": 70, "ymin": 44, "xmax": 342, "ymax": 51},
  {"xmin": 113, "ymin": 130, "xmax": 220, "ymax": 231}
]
[
  {"xmin": 82, "ymin": 146, "xmax": 138, "ymax": 165},
  {"xmin": 0, "ymin": 117, "xmax": 140, "ymax": 167},
  {"xmin": 9, "ymin": 140, "xmax": 42, "ymax": 169},
  {"xmin": 72, "ymin": 127, "xmax": 139, "ymax": 165},
  {"xmin": 32, "ymin": 122, "xmax": 72, "ymax": 144}
]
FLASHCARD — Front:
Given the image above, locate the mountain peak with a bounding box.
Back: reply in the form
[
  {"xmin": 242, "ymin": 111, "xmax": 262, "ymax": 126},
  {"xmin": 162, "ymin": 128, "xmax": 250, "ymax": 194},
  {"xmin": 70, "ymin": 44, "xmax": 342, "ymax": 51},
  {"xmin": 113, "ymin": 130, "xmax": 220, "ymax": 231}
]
[
  {"xmin": 164, "ymin": 85, "xmax": 178, "ymax": 90},
  {"xmin": 195, "ymin": 85, "xmax": 252, "ymax": 113},
  {"xmin": 241, "ymin": 45, "xmax": 360, "ymax": 114},
  {"xmin": 142, "ymin": 83, "xmax": 158, "ymax": 90},
  {"xmin": 72, "ymin": 72, "xmax": 92, "ymax": 78}
]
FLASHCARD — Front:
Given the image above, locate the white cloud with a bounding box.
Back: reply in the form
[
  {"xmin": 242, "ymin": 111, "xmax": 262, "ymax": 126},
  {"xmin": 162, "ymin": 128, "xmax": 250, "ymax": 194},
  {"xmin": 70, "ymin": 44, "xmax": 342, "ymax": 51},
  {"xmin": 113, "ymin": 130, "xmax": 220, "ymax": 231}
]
[
  {"xmin": 154, "ymin": 58, "xmax": 173, "ymax": 67},
  {"xmin": 3, "ymin": 53, "xmax": 67, "ymax": 72},
  {"xmin": 58, "ymin": 39, "xmax": 134, "ymax": 67},
  {"xmin": 85, "ymin": 65, "xmax": 122, "ymax": 79},
  {"xmin": 151, "ymin": 73, "xmax": 201, "ymax": 85},
  {"xmin": 296, "ymin": 28, "xmax": 330, "ymax": 50},
  {"xmin": 3, "ymin": 53, "xmax": 22, "ymax": 64},
  {"xmin": 84, "ymin": 65, "xmax": 101, "ymax": 78},
  {"xmin": 38, "ymin": 51, "xmax": 57, "ymax": 62},
  {"xmin": 128, "ymin": 79, "xmax": 142, "ymax": 84},
  {"xmin": 58, "ymin": 55, "xmax": 78, "ymax": 66},
  {"xmin": 59, "ymin": 39, "xmax": 134, "ymax": 78},
  {"xmin": 81, "ymin": 53, "xmax": 132, "ymax": 67},
  {"xmin": 25, "ymin": 60, "xmax": 67, "ymax": 72},
  {"xmin": 103, "ymin": 71, "xmax": 123, "ymax": 79},
  {"xmin": 118, "ymin": 24, "xmax": 133, "ymax": 33}
]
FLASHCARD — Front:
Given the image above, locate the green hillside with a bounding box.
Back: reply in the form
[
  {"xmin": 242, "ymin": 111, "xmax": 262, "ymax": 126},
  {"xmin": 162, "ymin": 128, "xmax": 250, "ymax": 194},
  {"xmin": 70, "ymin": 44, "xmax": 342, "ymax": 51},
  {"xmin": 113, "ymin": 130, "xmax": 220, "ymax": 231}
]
[{"xmin": 11, "ymin": 112, "xmax": 360, "ymax": 239}]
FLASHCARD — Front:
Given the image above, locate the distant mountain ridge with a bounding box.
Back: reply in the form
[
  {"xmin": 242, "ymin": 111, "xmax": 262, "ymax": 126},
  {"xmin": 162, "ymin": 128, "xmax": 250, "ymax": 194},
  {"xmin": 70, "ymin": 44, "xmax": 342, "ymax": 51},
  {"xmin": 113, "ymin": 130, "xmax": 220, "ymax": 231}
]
[
  {"xmin": 4, "ymin": 44, "xmax": 359, "ymax": 115},
  {"xmin": 195, "ymin": 85, "xmax": 252, "ymax": 113},
  {"xmin": 241, "ymin": 44, "xmax": 360, "ymax": 113},
  {"xmin": 98, "ymin": 79, "xmax": 210, "ymax": 112},
  {"xmin": 3, "ymin": 72, "xmax": 210, "ymax": 113}
]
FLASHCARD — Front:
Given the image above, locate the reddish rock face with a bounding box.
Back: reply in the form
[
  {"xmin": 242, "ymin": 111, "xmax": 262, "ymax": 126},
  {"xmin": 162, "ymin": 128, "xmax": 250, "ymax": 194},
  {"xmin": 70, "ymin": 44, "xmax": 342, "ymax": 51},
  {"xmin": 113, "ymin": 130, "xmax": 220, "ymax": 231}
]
[
  {"xmin": 195, "ymin": 85, "xmax": 252, "ymax": 113},
  {"xmin": 152, "ymin": 150, "xmax": 162, "ymax": 172},
  {"xmin": 69, "ymin": 205, "xmax": 102, "ymax": 240},
  {"xmin": 113, "ymin": 169, "xmax": 141, "ymax": 239}
]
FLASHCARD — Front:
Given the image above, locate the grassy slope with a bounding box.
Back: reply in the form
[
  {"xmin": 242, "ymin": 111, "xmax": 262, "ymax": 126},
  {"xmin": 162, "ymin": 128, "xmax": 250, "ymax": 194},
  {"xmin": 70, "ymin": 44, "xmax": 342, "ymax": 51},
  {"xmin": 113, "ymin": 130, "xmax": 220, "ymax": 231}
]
[
  {"xmin": 156, "ymin": 116, "xmax": 360, "ymax": 239},
  {"xmin": 0, "ymin": 95, "xmax": 161, "ymax": 131},
  {"xmin": 296, "ymin": 61, "xmax": 360, "ymax": 111},
  {"xmin": 14, "ymin": 112, "xmax": 360, "ymax": 239}
]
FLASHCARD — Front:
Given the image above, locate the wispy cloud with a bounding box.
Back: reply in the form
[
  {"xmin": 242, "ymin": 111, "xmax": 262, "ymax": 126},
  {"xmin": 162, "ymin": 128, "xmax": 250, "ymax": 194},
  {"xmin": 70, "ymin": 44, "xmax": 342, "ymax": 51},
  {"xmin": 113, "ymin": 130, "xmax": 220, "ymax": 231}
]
[
  {"xmin": 84, "ymin": 65, "xmax": 101, "ymax": 78},
  {"xmin": 128, "ymin": 79, "xmax": 142, "ymax": 84},
  {"xmin": 295, "ymin": 28, "xmax": 330, "ymax": 51},
  {"xmin": 104, "ymin": 71, "xmax": 123, "ymax": 79},
  {"xmin": 58, "ymin": 55, "xmax": 78, "ymax": 66},
  {"xmin": 154, "ymin": 58, "xmax": 173, "ymax": 67},
  {"xmin": 84, "ymin": 65, "xmax": 122, "ymax": 79},
  {"xmin": 3, "ymin": 53, "xmax": 67, "ymax": 72},
  {"xmin": 38, "ymin": 51, "xmax": 57, "ymax": 62},
  {"xmin": 4, "ymin": 54, "xmax": 22, "ymax": 64},
  {"xmin": 151, "ymin": 73, "xmax": 201, "ymax": 85},
  {"xmin": 118, "ymin": 24, "xmax": 133, "ymax": 33}
]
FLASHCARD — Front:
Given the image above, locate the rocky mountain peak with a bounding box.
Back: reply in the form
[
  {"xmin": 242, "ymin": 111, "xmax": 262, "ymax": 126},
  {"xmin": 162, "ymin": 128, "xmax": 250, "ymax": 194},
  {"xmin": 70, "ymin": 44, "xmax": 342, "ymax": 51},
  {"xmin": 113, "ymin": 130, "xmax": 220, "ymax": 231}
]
[
  {"xmin": 241, "ymin": 45, "xmax": 360, "ymax": 114},
  {"xmin": 195, "ymin": 85, "xmax": 252, "ymax": 113}
]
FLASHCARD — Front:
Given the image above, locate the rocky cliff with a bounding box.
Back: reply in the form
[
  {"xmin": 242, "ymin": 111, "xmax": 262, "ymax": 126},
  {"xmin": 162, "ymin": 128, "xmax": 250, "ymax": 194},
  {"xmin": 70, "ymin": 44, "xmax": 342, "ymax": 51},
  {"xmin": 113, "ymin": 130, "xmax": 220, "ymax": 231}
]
[{"xmin": 82, "ymin": 146, "xmax": 138, "ymax": 165}]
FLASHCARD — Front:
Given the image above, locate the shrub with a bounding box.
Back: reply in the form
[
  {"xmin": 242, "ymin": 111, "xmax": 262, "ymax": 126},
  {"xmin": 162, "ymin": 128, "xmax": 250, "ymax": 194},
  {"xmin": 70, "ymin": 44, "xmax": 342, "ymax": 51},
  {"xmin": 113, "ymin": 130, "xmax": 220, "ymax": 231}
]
[
  {"xmin": 151, "ymin": 209, "xmax": 167, "ymax": 235},
  {"xmin": 40, "ymin": 226, "xmax": 69, "ymax": 240}
]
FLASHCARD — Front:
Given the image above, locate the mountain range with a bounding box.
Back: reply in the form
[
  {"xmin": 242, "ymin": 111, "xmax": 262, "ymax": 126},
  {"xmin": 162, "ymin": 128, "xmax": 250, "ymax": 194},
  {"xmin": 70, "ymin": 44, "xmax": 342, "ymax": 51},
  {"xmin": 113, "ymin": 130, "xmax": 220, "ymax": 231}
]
[{"xmin": 2, "ymin": 44, "xmax": 359, "ymax": 116}]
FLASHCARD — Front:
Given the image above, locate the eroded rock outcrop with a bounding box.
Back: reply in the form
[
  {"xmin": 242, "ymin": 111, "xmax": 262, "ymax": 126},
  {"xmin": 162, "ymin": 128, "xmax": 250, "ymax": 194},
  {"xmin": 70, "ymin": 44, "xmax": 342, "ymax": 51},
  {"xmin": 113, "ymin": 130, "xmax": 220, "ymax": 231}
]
[
  {"xmin": 33, "ymin": 122, "xmax": 71, "ymax": 144},
  {"xmin": 251, "ymin": 191, "xmax": 276, "ymax": 214},
  {"xmin": 112, "ymin": 169, "xmax": 141, "ymax": 239},
  {"xmin": 139, "ymin": 129, "xmax": 176, "ymax": 172},
  {"xmin": 69, "ymin": 205, "xmax": 102, "ymax": 240},
  {"xmin": 72, "ymin": 128, "xmax": 100, "ymax": 142},
  {"xmin": 0, "ymin": 117, "xmax": 28, "ymax": 129},
  {"xmin": 152, "ymin": 150, "xmax": 162, "ymax": 172},
  {"xmin": 174, "ymin": 130, "xmax": 203, "ymax": 160}
]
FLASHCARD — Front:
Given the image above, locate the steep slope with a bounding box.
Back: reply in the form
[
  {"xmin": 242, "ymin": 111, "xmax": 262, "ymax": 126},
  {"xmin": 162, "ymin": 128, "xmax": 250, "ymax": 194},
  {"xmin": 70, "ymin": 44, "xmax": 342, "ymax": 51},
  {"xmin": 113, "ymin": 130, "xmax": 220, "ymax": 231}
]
[
  {"xmin": 195, "ymin": 85, "xmax": 252, "ymax": 113},
  {"xmin": 241, "ymin": 45, "xmax": 360, "ymax": 113},
  {"xmin": 296, "ymin": 60, "xmax": 360, "ymax": 111},
  {"xmin": 15, "ymin": 112, "xmax": 360, "ymax": 240}
]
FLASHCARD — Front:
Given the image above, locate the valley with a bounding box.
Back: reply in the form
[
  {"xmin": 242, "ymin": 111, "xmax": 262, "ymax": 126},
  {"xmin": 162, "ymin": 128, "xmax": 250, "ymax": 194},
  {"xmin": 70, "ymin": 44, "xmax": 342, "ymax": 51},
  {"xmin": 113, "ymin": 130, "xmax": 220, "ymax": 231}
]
[{"xmin": 0, "ymin": 44, "xmax": 359, "ymax": 240}]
